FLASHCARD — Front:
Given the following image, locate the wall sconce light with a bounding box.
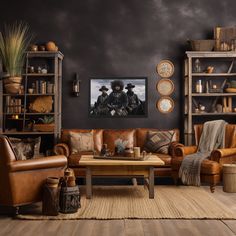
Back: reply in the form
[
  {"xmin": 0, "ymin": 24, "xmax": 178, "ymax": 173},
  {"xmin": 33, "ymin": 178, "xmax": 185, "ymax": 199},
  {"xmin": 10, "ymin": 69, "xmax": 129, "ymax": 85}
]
[{"xmin": 73, "ymin": 73, "xmax": 81, "ymax": 97}]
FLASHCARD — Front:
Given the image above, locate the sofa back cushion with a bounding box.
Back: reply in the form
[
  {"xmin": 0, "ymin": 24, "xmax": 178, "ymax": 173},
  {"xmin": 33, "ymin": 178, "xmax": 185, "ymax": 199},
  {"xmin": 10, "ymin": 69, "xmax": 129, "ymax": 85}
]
[
  {"xmin": 61, "ymin": 129, "xmax": 103, "ymax": 152},
  {"xmin": 103, "ymin": 129, "xmax": 136, "ymax": 153},
  {"xmin": 136, "ymin": 128, "xmax": 179, "ymax": 150},
  {"xmin": 194, "ymin": 124, "xmax": 236, "ymax": 148}
]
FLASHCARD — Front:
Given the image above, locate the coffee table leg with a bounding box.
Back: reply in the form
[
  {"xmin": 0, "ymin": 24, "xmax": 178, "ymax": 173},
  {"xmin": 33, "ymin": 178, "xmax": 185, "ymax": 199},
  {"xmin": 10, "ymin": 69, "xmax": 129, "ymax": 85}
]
[
  {"xmin": 86, "ymin": 167, "xmax": 92, "ymax": 199},
  {"xmin": 149, "ymin": 167, "xmax": 154, "ymax": 199}
]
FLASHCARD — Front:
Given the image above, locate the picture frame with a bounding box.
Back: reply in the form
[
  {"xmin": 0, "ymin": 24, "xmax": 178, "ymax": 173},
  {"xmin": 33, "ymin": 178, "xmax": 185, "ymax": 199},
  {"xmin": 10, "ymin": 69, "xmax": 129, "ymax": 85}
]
[
  {"xmin": 156, "ymin": 79, "xmax": 174, "ymax": 96},
  {"xmin": 89, "ymin": 77, "xmax": 148, "ymax": 118},
  {"xmin": 156, "ymin": 97, "xmax": 174, "ymax": 114}
]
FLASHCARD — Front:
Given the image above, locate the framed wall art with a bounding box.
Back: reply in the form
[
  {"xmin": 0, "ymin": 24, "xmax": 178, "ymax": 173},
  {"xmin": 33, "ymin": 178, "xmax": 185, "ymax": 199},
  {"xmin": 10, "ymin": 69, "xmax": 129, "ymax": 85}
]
[
  {"xmin": 156, "ymin": 79, "xmax": 174, "ymax": 96},
  {"xmin": 89, "ymin": 77, "xmax": 148, "ymax": 118},
  {"xmin": 156, "ymin": 60, "xmax": 174, "ymax": 78},
  {"xmin": 157, "ymin": 97, "xmax": 174, "ymax": 114}
]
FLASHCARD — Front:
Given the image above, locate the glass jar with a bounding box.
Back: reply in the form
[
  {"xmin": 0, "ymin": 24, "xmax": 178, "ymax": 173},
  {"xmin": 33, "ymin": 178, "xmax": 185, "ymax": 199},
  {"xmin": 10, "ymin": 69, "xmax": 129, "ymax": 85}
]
[
  {"xmin": 194, "ymin": 59, "xmax": 201, "ymax": 73},
  {"xmin": 196, "ymin": 80, "xmax": 203, "ymax": 93}
]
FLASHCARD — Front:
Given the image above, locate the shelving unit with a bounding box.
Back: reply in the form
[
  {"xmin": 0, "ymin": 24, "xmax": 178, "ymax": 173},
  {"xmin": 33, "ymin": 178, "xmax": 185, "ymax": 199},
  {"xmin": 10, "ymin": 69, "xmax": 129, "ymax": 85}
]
[
  {"xmin": 184, "ymin": 51, "xmax": 236, "ymax": 145},
  {"xmin": 0, "ymin": 51, "xmax": 63, "ymax": 153}
]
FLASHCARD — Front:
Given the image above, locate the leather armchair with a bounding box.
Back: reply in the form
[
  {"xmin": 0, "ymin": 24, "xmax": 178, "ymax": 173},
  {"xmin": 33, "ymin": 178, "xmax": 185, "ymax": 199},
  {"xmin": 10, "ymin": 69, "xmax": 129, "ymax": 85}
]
[
  {"xmin": 171, "ymin": 124, "xmax": 236, "ymax": 192},
  {"xmin": 0, "ymin": 135, "xmax": 67, "ymax": 211}
]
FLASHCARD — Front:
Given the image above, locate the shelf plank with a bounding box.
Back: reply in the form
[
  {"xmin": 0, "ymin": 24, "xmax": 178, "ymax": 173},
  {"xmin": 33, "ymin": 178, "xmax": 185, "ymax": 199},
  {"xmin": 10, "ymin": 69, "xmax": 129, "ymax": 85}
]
[
  {"xmin": 192, "ymin": 73, "xmax": 236, "ymax": 76},
  {"xmin": 22, "ymin": 73, "xmax": 55, "ymax": 77},
  {"xmin": 191, "ymin": 112, "xmax": 236, "ymax": 116},
  {"xmin": 3, "ymin": 93, "xmax": 55, "ymax": 96},
  {"xmin": 191, "ymin": 93, "xmax": 236, "ymax": 96},
  {"xmin": 186, "ymin": 51, "xmax": 236, "ymax": 58},
  {"xmin": 0, "ymin": 131, "xmax": 54, "ymax": 135},
  {"xmin": 26, "ymin": 51, "xmax": 64, "ymax": 59},
  {"xmin": 4, "ymin": 113, "xmax": 55, "ymax": 115}
]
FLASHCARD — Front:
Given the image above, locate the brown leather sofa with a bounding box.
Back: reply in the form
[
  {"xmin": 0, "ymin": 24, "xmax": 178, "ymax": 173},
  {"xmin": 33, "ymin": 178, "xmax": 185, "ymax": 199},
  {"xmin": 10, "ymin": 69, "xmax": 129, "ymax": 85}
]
[
  {"xmin": 54, "ymin": 128, "xmax": 180, "ymax": 177},
  {"xmin": 0, "ymin": 135, "xmax": 67, "ymax": 211},
  {"xmin": 171, "ymin": 124, "xmax": 236, "ymax": 192}
]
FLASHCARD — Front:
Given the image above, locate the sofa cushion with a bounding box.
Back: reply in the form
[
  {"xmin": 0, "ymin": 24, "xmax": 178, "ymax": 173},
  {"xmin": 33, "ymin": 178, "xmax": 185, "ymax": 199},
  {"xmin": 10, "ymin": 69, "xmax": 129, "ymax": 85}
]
[
  {"xmin": 144, "ymin": 130, "xmax": 176, "ymax": 154},
  {"xmin": 172, "ymin": 157, "xmax": 220, "ymax": 175},
  {"xmin": 61, "ymin": 129, "xmax": 103, "ymax": 152},
  {"xmin": 152, "ymin": 153, "xmax": 172, "ymax": 166},
  {"xmin": 69, "ymin": 131, "xmax": 94, "ymax": 154},
  {"xmin": 136, "ymin": 128, "xmax": 179, "ymax": 150},
  {"xmin": 103, "ymin": 129, "xmax": 136, "ymax": 153}
]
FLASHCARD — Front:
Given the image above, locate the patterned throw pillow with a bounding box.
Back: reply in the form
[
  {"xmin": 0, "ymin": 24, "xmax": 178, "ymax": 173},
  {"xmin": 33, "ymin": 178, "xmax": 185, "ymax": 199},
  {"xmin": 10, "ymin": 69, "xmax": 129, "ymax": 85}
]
[
  {"xmin": 9, "ymin": 137, "xmax": 41, "ymax": 160},
  {"xmin": 69, "ymin": 131, "xmax": 94, "ymax": 154},
  {"xmin": 144, "ymin": 130, "xmax": 175, "ymax": 154}
]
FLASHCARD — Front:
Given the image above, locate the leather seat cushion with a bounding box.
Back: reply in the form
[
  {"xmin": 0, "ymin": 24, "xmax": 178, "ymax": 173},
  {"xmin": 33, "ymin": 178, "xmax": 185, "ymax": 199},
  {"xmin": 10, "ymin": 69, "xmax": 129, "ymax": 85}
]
[
  {"xmin": 172, "ymin": 157, "xmax": 220, "ymax": 175},
  {"xmin": 152, "ymin": 153, "xmax": 171, "ymax": 166}
]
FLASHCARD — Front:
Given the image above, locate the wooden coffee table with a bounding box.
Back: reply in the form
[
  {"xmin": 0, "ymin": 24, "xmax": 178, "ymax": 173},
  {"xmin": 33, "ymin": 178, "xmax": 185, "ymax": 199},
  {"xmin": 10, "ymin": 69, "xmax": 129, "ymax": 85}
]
[{"xmin": 79, "ymin": 155, "xmax": 164, "ymax": 199}]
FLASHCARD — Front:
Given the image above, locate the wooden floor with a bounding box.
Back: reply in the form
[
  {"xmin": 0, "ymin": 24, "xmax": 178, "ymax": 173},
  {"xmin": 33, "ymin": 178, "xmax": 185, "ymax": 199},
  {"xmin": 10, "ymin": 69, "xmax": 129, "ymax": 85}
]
[{"xmin": 0, "ymin": 186, "xmax": 236, "ymax": 236}]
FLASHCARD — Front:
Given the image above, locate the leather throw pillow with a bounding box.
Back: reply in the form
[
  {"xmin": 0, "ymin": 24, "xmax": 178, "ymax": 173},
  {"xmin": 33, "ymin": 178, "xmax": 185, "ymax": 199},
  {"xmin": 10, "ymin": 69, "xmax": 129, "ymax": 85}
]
[
  {"xmin": 144, "ymin": 130, "xmax": 176, "ymax": 154},
  {"xmin": 69, "ymin": 131, "xmax": 94, "ymax": 154}
]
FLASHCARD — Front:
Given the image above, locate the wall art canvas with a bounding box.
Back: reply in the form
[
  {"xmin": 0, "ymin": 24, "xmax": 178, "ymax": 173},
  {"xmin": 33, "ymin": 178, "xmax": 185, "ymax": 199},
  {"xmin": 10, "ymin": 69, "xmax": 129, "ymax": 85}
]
[{"xmin": 89, "ymin": 77, "xmax": 147, "ymax": 117}]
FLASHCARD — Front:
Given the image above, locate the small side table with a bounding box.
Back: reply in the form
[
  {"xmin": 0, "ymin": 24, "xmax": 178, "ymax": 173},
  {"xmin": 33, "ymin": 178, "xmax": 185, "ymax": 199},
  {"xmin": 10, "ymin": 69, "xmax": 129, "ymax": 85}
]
[{"xmin": 223, "ymin": 164, "xmax": 236, "ymax": 193}]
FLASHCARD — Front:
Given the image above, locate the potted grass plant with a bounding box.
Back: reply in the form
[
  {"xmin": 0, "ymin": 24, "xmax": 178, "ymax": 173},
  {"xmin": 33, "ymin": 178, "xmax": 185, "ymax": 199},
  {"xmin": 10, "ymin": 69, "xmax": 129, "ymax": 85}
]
[{"xmin": 0, "ymin": 22, "xmax": 32, "ymax": 94}]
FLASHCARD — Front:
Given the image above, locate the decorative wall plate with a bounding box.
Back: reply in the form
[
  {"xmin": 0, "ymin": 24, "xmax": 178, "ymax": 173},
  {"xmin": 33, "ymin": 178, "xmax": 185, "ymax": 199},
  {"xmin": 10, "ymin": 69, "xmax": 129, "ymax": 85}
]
[
  {"xmin": 157, "ymin": 97, "xmax": 174, "ymax": 113},
  {"xmin": 156, "ymin": 79, "xmax": 174, "ymax": 96},
  {"xmin": 156, "ymin": 60, "xmax": 174, "ymax": 78}
]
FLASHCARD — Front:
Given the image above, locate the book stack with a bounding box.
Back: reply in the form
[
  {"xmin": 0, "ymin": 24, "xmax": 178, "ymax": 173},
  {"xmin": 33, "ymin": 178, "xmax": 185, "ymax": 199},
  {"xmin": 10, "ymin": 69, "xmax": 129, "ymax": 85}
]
[
  {"xmin": 32, "ymin": 81, "xmax": 54, "ymax": 94},
  {"xmin": 6, "ymin": 96, "xmax": 22, "ymax": 113}
]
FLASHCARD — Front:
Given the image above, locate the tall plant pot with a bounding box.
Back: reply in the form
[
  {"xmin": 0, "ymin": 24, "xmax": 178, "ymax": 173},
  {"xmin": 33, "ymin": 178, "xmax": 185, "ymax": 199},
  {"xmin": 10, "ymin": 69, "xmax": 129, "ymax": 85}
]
[{"xmin": 3, "ymin": 76, "xmax": 22, "ymax": 94}]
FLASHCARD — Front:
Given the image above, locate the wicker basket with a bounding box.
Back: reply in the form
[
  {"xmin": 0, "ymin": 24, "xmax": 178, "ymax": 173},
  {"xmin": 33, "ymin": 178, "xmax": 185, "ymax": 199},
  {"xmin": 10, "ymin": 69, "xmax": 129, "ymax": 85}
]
[
  {"xmin": 34, "ymin": 123, "xmax": 55, "ymax": 132},
  {"xmin": 190, "ymin": 40, "xmax": 215, "ymax": 51}
]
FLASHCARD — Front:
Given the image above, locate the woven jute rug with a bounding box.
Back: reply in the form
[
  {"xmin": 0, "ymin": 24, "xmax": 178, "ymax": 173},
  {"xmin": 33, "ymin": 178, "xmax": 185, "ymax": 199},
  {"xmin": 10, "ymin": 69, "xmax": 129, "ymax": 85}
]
[{"xmin": 17, "ymin": 185, "xmax": 236, "ymax": 220}]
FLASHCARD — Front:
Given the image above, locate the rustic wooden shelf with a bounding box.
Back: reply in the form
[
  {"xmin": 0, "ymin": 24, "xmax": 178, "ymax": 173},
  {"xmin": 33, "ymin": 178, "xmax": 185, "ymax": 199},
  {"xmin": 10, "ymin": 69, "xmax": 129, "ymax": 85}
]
[
  {"xmin": 184, "ymin": 51, "xmax": 236, "ymax": 145},
  {"xmin": 3, "ymin": 113, "xmax": 55, "ymax": 115}
]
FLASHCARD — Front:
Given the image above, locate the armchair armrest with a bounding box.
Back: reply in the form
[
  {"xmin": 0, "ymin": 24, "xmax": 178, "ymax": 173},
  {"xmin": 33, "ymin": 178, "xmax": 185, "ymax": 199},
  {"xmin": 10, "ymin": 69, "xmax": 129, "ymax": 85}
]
[
  {"xmin": 175, "ymin": 145, "xmax": 198, "ymax": 157},
  {"xmin": 54, "ymin": 143, "xmax": 70, "ymax": 157},
  {"xmin": 9, "ymin": 155, "xmax": 67, "ymax": 172},
  {"xmin": 210, "ymin": 148, "xmax": 236, "ymax": 163}
]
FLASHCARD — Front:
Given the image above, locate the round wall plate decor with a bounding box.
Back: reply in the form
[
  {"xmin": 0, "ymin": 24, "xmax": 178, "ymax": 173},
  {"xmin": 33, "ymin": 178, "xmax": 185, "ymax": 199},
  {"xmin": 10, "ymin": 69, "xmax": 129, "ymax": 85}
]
[
  {"xmin": 157, "ymin": 97, "xmax": 174, "ymax": 113},
  {"xmin": 156, "ymin": 60, "xmax": 174, "ymax": 78},
  {"xmin": 156, "ymin": 79, "xmax": 174, "ymax": 96}
]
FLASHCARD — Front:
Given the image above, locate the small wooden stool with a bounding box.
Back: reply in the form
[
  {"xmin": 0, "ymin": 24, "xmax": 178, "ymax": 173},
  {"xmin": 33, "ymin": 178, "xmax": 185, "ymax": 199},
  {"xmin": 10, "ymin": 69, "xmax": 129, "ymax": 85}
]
[{"xmin": 223, "ymin": 164, "xmax": 236, "ymax": 193}]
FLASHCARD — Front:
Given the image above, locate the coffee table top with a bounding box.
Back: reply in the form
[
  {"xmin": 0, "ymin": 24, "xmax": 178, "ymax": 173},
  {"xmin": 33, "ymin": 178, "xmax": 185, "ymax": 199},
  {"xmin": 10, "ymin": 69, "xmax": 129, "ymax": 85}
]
[{"xmin": 79, "ymin": 155, "xmax": 164, "ymax": 166}]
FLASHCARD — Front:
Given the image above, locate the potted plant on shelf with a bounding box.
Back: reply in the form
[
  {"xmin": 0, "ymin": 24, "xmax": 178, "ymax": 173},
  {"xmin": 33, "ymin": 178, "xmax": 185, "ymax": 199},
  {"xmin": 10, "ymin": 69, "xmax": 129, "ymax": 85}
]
[
  {"xmin": 33, "ymin": 116, "xmax": 55, "ymax": 132},
  {"xmin": 0, "ymin": 22, "xmax": 32, "ymax": 94}
]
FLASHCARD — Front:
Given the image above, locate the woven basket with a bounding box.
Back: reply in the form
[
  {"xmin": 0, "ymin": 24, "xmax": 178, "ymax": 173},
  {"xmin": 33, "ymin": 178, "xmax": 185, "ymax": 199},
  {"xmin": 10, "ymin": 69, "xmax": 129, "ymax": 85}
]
[
  {"xmin": 190, "ymin": 40, "xmax": 215, "ymax": 51},
  {"xmin": 34, "ymin": 124, "xmax": 54, "ymax": 132},
  {"xmin": 4, "ymin": 76, "xmax": 22, "ymax": 94}
]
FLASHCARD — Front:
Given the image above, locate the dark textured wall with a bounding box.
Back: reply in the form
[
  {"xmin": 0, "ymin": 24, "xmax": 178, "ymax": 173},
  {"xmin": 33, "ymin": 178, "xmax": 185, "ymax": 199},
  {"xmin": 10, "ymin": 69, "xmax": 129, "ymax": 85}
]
[{"xmin": 0, "ymin": 0, "xmax": 235, "ymax": 131}]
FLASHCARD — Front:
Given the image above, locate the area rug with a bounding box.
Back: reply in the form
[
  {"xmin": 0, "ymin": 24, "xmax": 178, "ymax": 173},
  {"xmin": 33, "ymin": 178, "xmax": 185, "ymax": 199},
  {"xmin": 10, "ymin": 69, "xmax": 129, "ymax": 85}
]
[{"xmin": 17, "ymin": 186, "xmax": 236, "ymax": 220}]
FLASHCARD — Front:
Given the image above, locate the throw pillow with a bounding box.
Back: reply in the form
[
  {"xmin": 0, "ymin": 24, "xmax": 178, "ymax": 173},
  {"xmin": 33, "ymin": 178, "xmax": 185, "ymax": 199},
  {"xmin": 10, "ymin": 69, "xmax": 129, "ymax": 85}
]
[
  {"xmin": 9, "ymin": 137, "xmax": 41, "ymax": 160},
  {"xmin": 144, "ymin": 130, "xmax": 175, "ymax": 154},
  {"xmin": 69, "ymin": 131, "xmax": 94, "ymax": 154}
]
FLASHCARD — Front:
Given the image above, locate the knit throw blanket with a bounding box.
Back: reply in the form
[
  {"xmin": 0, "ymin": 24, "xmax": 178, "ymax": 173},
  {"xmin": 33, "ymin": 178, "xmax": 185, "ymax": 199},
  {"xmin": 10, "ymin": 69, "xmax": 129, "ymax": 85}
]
[{"xmin": 179, "ymin": 120, "xmax": 227, "ymax": 186}]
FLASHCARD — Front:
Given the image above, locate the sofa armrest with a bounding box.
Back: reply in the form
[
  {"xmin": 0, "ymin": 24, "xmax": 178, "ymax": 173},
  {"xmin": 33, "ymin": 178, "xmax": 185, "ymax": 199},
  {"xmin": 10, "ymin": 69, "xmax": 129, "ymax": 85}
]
[
  {"xmin": 175, "ymin": 145, "xmax": 198, "ymax": 157},
  {"xmin": 9, "ymin": 155, "xmax": 67, "ymax": 172},
  {"xmin": 169, "ymin": 141, "xmax": 184, "ymax": 157},
  {"xmin": 210, "ymin": 148, "xmax": 236, "ymax": 163},
  {"xmin": 54, "ymin": 143, "xmax": 70, "ymax": 157}
]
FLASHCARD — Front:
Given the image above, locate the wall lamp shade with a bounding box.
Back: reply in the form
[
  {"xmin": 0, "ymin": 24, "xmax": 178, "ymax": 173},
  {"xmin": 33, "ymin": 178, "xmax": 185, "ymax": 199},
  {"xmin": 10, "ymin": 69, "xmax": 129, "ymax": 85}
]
[{"xmin": 73, "ymin": 73, "xmax": 81, "ymax": 97}]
